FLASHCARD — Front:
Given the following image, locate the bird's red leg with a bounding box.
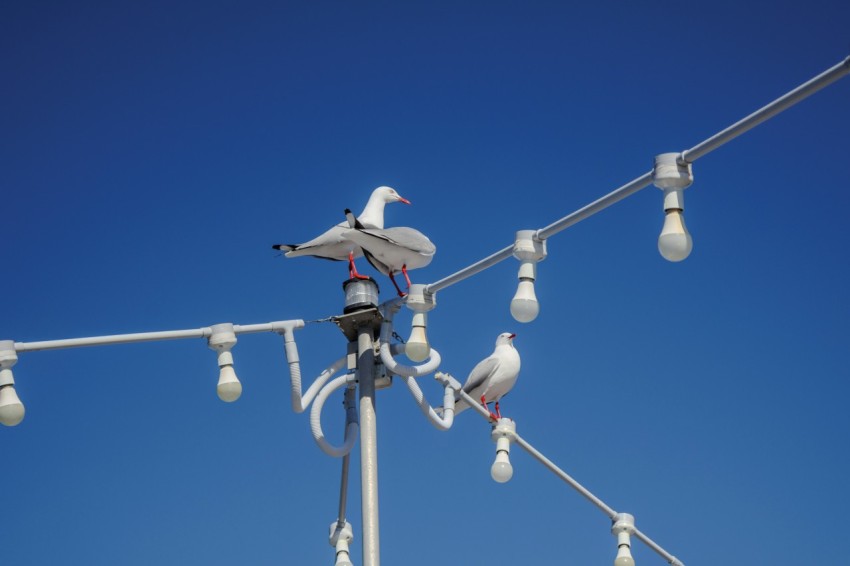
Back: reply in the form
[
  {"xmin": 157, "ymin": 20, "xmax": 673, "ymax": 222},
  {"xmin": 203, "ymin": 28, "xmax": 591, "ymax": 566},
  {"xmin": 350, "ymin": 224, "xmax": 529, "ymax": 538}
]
[
  {"xmin": 401, "ymin": 264, "xmax": 412, "ymax": 289},
  {"xmin": 494, "ymin": 402, "xmax": 502, "ymax": 419},
  {"xmin": 389, "ymin": 271, "xmax": 407, "ymax": 297},
  {"xmin": 481, "ymin": 395, "xmax": 499, "ymax": 421},
  {"xmin": 349, "ymin": 252, "xmax": 370, "ymax": 280}
]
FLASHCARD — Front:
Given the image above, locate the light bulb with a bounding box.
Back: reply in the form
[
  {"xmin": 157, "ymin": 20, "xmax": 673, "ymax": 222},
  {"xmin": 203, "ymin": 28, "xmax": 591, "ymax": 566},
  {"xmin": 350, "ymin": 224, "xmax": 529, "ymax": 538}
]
[
  {"xmin": 217, "ymin": 365, "xmax": 242, "ymax": 402},
  {"xmin": 658, "ymin": 209, "xmax": 693, "ymax": 262},
  {"xmin": 614, "ymin": 544, "xmax": 635, "ymax": 566},
  {"xmin": 490, "ymin": 450, "xmax": 513, "ymax": 483},
  {"xmin": 510, "ymin": 279, "xmax": 539, "ymax": 322},
  {"xmin": 0, "ymin": 384, "xmax": 25, "ymax": 427},
  {"xmin": 405, "ymin": 312, "xmax": 430, "ymax": 362}
]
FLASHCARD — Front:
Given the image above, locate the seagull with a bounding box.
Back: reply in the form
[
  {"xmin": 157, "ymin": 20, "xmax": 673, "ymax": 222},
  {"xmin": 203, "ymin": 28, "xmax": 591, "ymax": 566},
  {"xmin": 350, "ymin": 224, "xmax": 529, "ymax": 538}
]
[
  {"xmin": 272, "ymin": 186, "xmax": 410, "ymax": 261},
  {"xmin": 454, "ymin": 333, "xmax": 520, "ymax": 420},
  {"xmin": 342, "ymin": 209, "xmax": 436, "ymax": 296}
]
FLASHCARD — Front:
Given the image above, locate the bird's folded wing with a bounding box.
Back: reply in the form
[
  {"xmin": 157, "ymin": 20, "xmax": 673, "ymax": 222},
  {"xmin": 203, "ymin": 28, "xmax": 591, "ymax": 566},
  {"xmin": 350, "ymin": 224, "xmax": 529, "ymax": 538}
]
[
  {"xmin": 292, "ymin": 224, "xmax": 348, "ymax": 249},
  {"xmin": 462, "ymin": 357, "xmax": 499, "ymax": 394},
  {"xmin": 362, "ymin": 248, "xmax": 391, "ymax": 275},
  {"xmin": 344, "ymin": 228, "xmax": 435, "ymax": 255}
]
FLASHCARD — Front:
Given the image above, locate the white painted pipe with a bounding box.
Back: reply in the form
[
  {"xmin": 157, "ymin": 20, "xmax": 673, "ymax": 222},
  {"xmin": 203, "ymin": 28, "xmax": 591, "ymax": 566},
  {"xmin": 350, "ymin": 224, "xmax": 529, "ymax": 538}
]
[
  {"xmin": 376, "ymin": 312, "xmax": 441, "ymax": 378},
  {"xmin": 278, "ymin": 324, "xmax": 347, "ymax": 414},
  {"xmin": 309, "ymin": 374, "xmax": 359, "ymax": 458},
  {"xmin": 424, "ymin": 56, "xmax": 850, "ymax": 296},
  {"xmin": 12, "ymin": 319, "xmax": 305, "ymax": 352},
  {"xmin": 400, "ymin": 372, "xmax": 458, "ymax": 431}
]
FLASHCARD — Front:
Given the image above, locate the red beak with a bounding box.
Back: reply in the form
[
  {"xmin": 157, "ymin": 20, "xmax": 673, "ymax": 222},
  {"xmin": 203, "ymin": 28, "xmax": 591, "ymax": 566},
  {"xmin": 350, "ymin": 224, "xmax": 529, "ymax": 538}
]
[
  {"xmin": 509, "ymin": 333, "xmax": 516, "ymax": 339},
  {"xmin": 398, "ymin": 197, "xmax": 411, "ymax": 205}
]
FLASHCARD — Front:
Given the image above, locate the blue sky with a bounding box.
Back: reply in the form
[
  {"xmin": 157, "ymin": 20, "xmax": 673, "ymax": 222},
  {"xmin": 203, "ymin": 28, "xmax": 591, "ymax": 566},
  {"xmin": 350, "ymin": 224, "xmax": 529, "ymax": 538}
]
[{"xmin": 2, "ymin": 2, "xmax": 849, "ymax": 565}]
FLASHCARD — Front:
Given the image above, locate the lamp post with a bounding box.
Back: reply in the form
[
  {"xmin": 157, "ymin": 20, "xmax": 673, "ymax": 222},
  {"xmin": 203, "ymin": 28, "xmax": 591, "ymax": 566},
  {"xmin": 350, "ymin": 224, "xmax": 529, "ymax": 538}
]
[{"xmin": 2, "ymin": 54, "xmax": 847, "ymax": 566}]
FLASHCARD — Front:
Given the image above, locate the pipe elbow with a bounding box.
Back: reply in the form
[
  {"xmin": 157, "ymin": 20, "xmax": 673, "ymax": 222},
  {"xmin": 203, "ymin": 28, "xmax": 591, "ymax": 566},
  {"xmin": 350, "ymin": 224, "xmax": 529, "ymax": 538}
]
[
  {"xmin": 380, "ymin": 341, "xmax": 441, "ymax": 377},
  {"xmin": 310, "ymin": 375, "xmax": 359, "ymax": 457}
]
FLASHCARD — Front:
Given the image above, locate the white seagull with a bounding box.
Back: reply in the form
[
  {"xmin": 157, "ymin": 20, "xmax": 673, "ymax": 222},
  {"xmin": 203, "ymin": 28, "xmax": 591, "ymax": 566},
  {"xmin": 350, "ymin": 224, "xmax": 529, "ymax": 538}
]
[
  {"xmin": 272, "ymin": 186, "xmax": 410, "ymax": 261},
  {"xmin": 342, "ymin": 209, "xmax": 436, "ymax": 296},
  {"xmin": 455, "ymin": 333, "xmax": 521, "ymax": 420}
]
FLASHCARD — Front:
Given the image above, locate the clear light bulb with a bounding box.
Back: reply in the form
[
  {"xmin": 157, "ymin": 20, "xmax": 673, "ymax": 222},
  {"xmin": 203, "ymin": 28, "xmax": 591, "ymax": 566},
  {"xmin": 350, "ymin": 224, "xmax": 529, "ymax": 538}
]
[
  {"xmin": 614, "ymin": 544, "xmax": 635, "ymax": 566},
  {"xmin": 0, "ymin": 384, "xmax": 25, "ymax": 427},
  {"xmin": 658, "ymin": 209, "xmax": 693, "ymax": 262},
  {"xmin": 217, "ymin": 365, "xmax": 242, "ymax": 402},
  {"xmin": 490, "ymin": 450, "xmax": 513, "ymax": 483},
  {"xmin": 510, "ymin": 279, "xmax": 539, "ymax": 322},
  {"xmin": 405, "ymin": 312, "xmax": 430, "ymax": 362}
]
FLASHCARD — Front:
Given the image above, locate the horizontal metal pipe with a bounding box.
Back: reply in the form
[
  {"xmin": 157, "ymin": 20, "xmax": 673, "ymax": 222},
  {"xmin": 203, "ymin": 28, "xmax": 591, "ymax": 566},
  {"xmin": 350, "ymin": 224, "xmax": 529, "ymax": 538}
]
[
  {"xmin": 236, "ymin": 320, "xmax": 305, "ymax": 334},
  {"xmin": 426, "ymin": 245, "xmax": 514, "ymax": 294},
  {"xmin": 633, "ymin": 527, "xmax": 684, "ymax": 566},
  {"xmin": 424, "ymin": 56, "xmax": 849, "ymax": 295},
  {"xmin": 535, "ymin": 172, "xmax": 654, "ymax": 240},
  {"xmin": 14, "ymin": 328, "xmax": 210, "ymax": 352},
  {"xmin": 458, "ymin": 385, "xmax": 685, "ymax": 563},
  {"xmin": 233, "ymin": 323, "xmax": 275, "ymax": 334},
  {"xmin": 456, "ymin": 387, "xmax": 618, "ymax": 516},
  {"xmin": 508, "ymin": 431, "xmax": 619, "ymax": 519},
  {"xmin": 682, "ymin": 55, "xmax": 850, "ymax": 163},
  {"xmin": 424, "ymin": 172, "xmax": 653, "ymax": 295},
  {"xmin": 13, "ymin": 319, "xmax": 303, "ymax": 353}
]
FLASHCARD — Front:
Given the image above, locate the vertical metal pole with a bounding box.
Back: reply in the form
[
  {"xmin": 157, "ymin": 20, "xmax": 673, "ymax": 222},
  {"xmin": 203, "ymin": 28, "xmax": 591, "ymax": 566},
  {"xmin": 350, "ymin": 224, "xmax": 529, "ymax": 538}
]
[
  {"xmin": 357, "ymin": 324, "xmax": 380, "ymax": 566},
  {"xmin": 336, "ymin": 387, "xmax": 355, "ymax": 527}
]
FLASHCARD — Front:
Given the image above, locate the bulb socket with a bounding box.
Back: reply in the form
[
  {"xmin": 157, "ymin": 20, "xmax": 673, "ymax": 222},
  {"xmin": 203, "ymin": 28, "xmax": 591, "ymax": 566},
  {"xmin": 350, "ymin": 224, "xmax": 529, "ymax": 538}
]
[
  {"xmin": 653, "ymin": 152, "xmax": 693, "ymax": 190},
  {"xmin": 208, "ymin": 324, "xmax": 237, "ymax": 351},
  {"xmin": 611, "ymin": 512, "xmax": 636, "ymax": 535},
  {"xmin": 405, "ymin": 283, "xmax": 436, "ymax": 313},
  {"xmin": 513, "ymin": 230, "xmax": 547, "ymax": 263},
  {"xmin": 662, "ymin": 187, "xmax": 686, "ymax": 211}
]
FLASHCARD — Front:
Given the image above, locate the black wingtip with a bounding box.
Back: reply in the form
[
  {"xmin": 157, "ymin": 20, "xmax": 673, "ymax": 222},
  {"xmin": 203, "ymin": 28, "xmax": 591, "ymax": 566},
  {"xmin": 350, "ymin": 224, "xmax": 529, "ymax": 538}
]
[{"xmin": 344, "ymin": 208, "xmax": 363, "ymax": 229}]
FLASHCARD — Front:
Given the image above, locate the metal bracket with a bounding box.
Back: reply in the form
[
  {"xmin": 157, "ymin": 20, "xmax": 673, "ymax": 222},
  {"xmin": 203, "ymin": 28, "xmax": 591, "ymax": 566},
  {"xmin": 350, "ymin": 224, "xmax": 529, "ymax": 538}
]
[{"xmin": 333, "ymin": 308, "xmax": 383, "ymax": 342}]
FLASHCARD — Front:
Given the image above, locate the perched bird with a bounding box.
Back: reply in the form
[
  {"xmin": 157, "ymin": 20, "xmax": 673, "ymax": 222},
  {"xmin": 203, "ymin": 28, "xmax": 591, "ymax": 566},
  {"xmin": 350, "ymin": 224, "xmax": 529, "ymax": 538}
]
[
  {"xmin": 342, "ymin": 209, "xmax": 436, "ymax": 296},
  {"xmin": 454, "ymin": 333, "xmax": 520, "ymax": 420},
  {"xmin": 272, "ymin": 186, "xmax": 410, "ymax": 261}
]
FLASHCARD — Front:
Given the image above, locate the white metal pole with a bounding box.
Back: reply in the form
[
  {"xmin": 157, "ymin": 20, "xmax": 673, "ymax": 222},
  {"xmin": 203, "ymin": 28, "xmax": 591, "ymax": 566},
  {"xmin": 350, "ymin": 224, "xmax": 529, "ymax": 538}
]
[
  {"xmin": 534, "ymin": 172, "xmax": 654, "ymax": 241},
  {"xmin": 456, "ymin": 386, "xmax": 684, "ymax": 565},
  {"xmin": 632, "ymin": 527, "xmax": 684, "ymax": 566},
  {"xmin": 425, "ymin": 245, "xmax": 514, "ymax": 294},
  {"xmin": 681, "ymin": 55, "xmax": 850, "ymax": 163},
  {"xmin": 357, "ymin": 324, "xmax": 380, "ymax": 566},
  {"xmin": 337, "ymin": 387, "xmax": 355, "ymax": 527},
  {"xmin": 14, "ymin": 328, "xmax": 210, "ymax": 351},
  {"xmin": 424, "ymin": 56, "xmax": 849, "ymax": 295},
  {"xmin": 12, "ymin": 320, "xmax": 303, "ymax": 353},
  {"xmin": 508, "ymin": 431, "xmax": 618, "ymax": 519}
]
